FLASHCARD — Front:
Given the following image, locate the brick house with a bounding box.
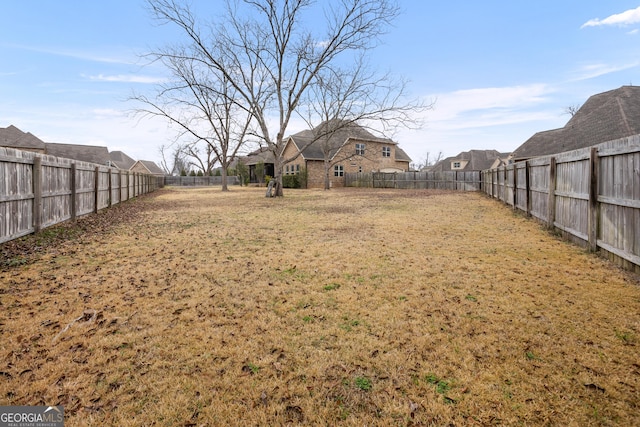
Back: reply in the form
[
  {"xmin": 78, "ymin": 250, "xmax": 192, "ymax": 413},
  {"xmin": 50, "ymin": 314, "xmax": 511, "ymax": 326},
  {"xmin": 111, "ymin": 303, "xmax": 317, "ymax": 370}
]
[{"xmin": 281, "ymin": 121, "xmax": 411, "ymax": 188}]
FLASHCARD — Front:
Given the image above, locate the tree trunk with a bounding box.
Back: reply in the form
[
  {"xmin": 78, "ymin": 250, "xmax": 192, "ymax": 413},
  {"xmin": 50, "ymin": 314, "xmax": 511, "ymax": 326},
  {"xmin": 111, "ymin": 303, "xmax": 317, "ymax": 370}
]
[
  {"xmin": 221, "ymin": 165, "xmax": 229, "ymax": 191},
  {"xmin": 324, "ymin": 161, "xmax": 331, "ymax": 190},
  {"xmin": 273, "ymin": 158, "xmax": 284, "ymax": 197}
]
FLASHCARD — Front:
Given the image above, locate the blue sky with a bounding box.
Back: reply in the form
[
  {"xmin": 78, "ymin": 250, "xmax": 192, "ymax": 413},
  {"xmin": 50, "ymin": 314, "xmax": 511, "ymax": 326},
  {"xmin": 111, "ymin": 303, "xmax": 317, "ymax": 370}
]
[{"xmin": 1, "ymin": 1, "xmax": 640, "ymax": 167}]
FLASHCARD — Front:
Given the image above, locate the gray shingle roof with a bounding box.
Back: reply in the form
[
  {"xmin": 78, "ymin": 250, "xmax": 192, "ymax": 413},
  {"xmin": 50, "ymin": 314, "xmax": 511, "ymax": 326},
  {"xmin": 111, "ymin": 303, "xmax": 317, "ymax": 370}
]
[
  {"xmin": 395, "ymin": 146, "xmax": 412, "ymax": 162},
  {"xmin": 431, "ymin": 149, "xmax": 509, "ymax": 172},
  {"xmin": 109, "ymin": 150, "xmax": 136, "ymax": 169},
  {"xmin": 513, "ymin": 86, "xmax": 640, "ymax": 160},
  {"xmin": 136, "ymin": 160, "xmax": 165, "ymax": 175},
  {"xmin": 45, "ymin": 142, "xmax": 111, "ymax": 165},
  {"xmin": 0, "ymin": 125, "xmax": 46, "ymax": 150},
  {"xmin": 289, "ymin": 120, "xmax": 396, "ymax": 161},
  {"xmin": 242, "ymin": 147, "xmax": 275, "ymax": 166}
]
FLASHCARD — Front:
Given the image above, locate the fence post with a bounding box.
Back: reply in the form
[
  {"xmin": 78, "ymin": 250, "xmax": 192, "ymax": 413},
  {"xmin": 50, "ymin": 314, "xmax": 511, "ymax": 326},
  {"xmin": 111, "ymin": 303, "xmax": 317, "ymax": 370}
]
[
  {"xmin": 512, "ymin": 164, "xmax": 517, "ymax": 209},
  {"xmin": 94, "ymin": 166, "xmax": 100, "ymax": 213},
  {"xmin": 70, "ymin": 163, "xmax": 77, "ymax": 222},
  {"xmin": 108, "ymin": 168, "xmax": 113, "ymax": 208},
  {"xmin": 490, "ymin": 170, "xmax": 495, "ymax": 198},
  {"xmin": 588, "ymin": 147, "xmax": 599, "ymax": 252},
  {"xmin": 547, "ymin": 157, "xmax": 556, "ymax": 229},
  {"xmin": 525, "ymin": 161, "xmax": 531, "ymax": 217},
  {"xmin": 502, "ymin": 166, "xmax": 507, "ymax": 202},
  {"xmin": 33, "ymin": 157, "xmax": 42, "ymax": 233}
]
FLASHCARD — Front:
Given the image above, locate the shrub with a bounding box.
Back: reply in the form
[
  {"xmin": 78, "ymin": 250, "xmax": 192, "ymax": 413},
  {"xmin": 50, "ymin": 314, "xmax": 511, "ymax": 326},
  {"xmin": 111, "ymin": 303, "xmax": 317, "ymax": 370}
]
[{"xmin": 283, "ymin": 175, "xmax": 300, "ymax": 188}]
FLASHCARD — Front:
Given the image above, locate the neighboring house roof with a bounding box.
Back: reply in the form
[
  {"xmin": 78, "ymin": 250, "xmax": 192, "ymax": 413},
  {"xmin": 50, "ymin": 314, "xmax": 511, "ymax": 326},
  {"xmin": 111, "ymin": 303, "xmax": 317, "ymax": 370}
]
[
  {"xmin": 395, "ymin": 146, "xmax": 412, "ymax": 163},
  {"xmin": 512, "ymin": 85, "xmax": 640, "ymax": 160},
  {"xmin": 288, "ymin": 120, "xmax": 398, "ymax": 161},
  {"xmin": 45, "ymin": 142, "xmax": 111, "ymax": 165},
  {"xmin": 242, "ymin": 147, "xmax": 276, "ymax": 166},
  {"xmin": 0, "ymin": 125, "xmax": 46, "ymax": 151},
  {"xmin": 431, "ymin": 149, "xmax": 509, "ymax": 172},
  {"xmin": 109, "ymin": 150, "xmax": 136, "ymax": 170},
  {"xmin": 132, "ymin": 160, "xmax": 165, "ymax": 175}
]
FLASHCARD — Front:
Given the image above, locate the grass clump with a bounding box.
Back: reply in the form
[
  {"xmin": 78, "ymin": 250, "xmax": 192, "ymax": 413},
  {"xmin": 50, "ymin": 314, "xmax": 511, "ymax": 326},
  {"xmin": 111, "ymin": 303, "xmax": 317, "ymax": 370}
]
[{"xmin": 354, "ymin": 376, "xmax": 372, "ymax": 391}]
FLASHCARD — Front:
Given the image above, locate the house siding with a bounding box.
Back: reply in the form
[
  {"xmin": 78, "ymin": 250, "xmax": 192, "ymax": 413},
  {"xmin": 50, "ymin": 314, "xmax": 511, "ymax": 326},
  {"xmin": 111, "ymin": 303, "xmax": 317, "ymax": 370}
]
[
  {"xmin": 306, "ymin": 161, "xmax": 327, "ymax": 188},
  {"xmin": 283, "ymin": 134, "xmax": 410, "ymax": 189},
  {"xmin": 282, "ymin": 141, "xmax": 307, "ymax": 185},
  {"xmin": 334, "ymin": 139, "xmax": 409, "ymax": 175}
]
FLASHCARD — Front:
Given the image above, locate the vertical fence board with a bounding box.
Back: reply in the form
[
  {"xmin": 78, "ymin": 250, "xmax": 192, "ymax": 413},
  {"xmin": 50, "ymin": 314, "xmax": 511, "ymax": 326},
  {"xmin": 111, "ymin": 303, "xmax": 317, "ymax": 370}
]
[
  {"xmin": 33, "ymin": 157, "xmax": 42, "ymax": 233},
  {"xmin": 0, "ymin": 147, "xmax": 160, "ymax": 244},
  {"xmin": 344, "ymin": 171, "xmax": 482, "ymax": 190},
  {"xmin": 483, "ymin": 135, "xmax": 640, "ymax": 272}
]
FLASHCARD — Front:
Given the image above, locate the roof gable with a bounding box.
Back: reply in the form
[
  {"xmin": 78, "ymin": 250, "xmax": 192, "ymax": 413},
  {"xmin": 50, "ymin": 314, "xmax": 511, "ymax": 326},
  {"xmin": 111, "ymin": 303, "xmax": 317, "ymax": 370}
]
[
  {"xmin": 135, "ymin": 160, "xmax": 165, "ymax": 175},
  {"xmin": 109, "ymin": 150, "xmax": 136, "ymax": 169},
  {"xmin": 0, "ymin": 125, "xmax": 46, "ymax": 150}
]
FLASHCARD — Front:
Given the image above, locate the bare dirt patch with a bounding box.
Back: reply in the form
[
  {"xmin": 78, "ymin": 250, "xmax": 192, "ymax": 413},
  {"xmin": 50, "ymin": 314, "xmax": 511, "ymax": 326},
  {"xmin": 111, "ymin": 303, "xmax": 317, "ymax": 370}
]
[{"xmin": 1, "ymin": 187, "xmax": 639, "ymax": 426}]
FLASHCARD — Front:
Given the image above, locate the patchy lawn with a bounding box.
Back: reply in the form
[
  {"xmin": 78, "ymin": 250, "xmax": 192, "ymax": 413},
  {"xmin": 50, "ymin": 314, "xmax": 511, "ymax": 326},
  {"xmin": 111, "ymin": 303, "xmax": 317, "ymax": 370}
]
[{"xmin": 1, "ymin": 187, "xmax": 639, "ymax": 426}]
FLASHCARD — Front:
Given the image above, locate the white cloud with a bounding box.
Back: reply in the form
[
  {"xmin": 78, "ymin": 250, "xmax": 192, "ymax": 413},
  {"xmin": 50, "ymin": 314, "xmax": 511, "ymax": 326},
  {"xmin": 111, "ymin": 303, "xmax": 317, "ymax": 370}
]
[
  {"xmin": 1, "ymin": 42, "xmax": 135, "ymax": 64},
  {"xmin": 569, "ymin": 61, "xmax": 640, "ymax": 81},
  {"xmin": 425, "ymin": 84, "xmax": 553, "ymax": 123},
  {"xmin": 87, "ymin": 74, "xmax": 167, "ymax": 84},
  {"xmin": 581, "ymin": 6, "xmax": 640, "ymax": 28}
]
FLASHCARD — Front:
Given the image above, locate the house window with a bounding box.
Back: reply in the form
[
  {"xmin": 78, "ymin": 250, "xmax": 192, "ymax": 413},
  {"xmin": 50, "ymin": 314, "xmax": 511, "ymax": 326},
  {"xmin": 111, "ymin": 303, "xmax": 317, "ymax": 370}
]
[
  {"xmin": 452, "ymin": 162, "xmax": 461, "ymax": 169},
  {"xmin": 382, "ymin": 146, "xmax": 391, "ymax": 157},
  {"xmin": 296, "ymin": 164, "xmax": 300, "ymax": 174},
  {"xmin": 334, "ymin": 165, "xmax": 344, "ymax": 177},
  {"xmin": 285, "ymin": 165, "xmax": 290, "ymax": 174},
  {"xmin": 355, "ymin": 143, "xmax": 365, "ymax": 155}
]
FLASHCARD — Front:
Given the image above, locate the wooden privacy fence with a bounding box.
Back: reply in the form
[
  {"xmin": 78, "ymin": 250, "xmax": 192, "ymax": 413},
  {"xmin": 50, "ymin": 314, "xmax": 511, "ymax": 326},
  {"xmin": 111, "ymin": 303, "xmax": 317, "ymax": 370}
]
[
  {"xmin": 482, "ymin": 135, "xmax": 640, "ymax": 272},
  {"xmin": 165, "ymin": 175, "xmax": 240, "ymax": 186},
  {"xmin": 345, "ymin": 171, "xmax": 482, "ymax": 190},
  {"xmin": 0, "ymin": 147, "xmax": 163, "ymax": 244}
]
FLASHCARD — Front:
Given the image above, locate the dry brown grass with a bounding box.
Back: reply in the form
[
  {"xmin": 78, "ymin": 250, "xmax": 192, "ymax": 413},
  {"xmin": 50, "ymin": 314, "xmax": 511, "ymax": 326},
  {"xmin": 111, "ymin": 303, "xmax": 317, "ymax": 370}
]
[{"xmin": 1, "ymin": 186, "xmax": 639, "ymax": 426}]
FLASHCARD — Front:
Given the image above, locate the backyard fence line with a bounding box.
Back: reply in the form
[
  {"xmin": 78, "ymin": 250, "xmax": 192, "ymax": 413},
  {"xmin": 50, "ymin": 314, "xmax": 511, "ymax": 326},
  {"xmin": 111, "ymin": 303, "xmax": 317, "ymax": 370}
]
[
  {"xmin": 345, "ymin": 171, "xmax": 482, "ymax": 190},
  {"xmin": 164, "ymin": 175, "xmax": 240, "ymax": 186},
  {"xmin": 0, "ymin": 147, "xmax": 163, "ymax": 244},
  {"xmin": 482, "ymin": 134, "xmax": 640, "ymax": 273}
]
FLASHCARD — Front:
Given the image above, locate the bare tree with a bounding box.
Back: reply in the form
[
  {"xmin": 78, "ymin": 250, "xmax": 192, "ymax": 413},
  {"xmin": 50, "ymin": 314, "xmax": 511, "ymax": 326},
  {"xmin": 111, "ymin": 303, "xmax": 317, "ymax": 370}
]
[
  {"xmin": 159, "ymin": 143, "xmax": 189, "ymax": 175},
  {"xmin": 295, "ymin": 57, "xmax": 428, "ymax": 189},
  {"xmin": 182, "ymin": 142, "xmax": 217, "ymax": 176},
  {"xmin": 132, "ymin": 22, "xmax": 253, "ymax": 191},
  {"xmin": 144, "ymin": 0, "xmax": 402, "ymax": 196},
  {"xmin": 411, "ymin": 151, "xmax": 443, "ymax": 171},
  {"xmin": 563, "ymin": 104, "xmax": 582, "ymax": 117}
]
